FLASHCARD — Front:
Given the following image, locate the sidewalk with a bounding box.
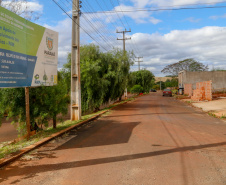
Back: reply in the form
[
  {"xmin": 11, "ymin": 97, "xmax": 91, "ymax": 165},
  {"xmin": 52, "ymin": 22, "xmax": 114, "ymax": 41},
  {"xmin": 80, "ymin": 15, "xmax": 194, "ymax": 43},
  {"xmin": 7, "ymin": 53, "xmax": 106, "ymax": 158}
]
[{"xmin": 181, "ymin": 98, "xmax": 226, "ymax": 118}]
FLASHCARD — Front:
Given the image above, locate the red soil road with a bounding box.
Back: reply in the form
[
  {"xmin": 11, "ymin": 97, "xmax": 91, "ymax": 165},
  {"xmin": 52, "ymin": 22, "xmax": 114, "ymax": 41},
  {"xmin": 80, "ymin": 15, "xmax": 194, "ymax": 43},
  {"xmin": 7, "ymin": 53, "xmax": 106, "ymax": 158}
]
[
  {"xmin": 0, "ymin": 118, "xmax": 18, "ymax": 143},
  {"xmin": 0, "ymin": 92, "xmax": 226, "ymax": 185}
]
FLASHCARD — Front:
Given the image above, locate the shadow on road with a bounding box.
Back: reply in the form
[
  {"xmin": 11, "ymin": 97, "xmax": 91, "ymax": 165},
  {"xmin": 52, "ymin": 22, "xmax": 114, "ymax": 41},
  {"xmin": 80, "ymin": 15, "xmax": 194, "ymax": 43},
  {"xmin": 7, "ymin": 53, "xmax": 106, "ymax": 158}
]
[
  {"xmin": 1, "ymin": 141, "xmax": 226, "ymax": 183},
  {"xmin": 54, "ymin": 120, "xmax": 140, "ymax": 150}
]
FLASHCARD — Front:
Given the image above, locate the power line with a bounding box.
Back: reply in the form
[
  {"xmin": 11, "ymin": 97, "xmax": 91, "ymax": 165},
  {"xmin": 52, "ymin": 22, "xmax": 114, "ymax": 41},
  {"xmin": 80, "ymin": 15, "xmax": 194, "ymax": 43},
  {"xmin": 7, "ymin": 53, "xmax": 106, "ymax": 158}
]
[
  {"xmin": 82, "ymin": 0, "xmax": 119, "ymax": 45},
  {"xmin": 71, "ymin": 0, "xmax": 116, "ymax": 47},
  {"xmin": 115, "ymin": 0, "xmax": 130, "ymax": 29},
  {"xmin": 52, "ymin": 0, "xmax": 109, "ymax": 51},
  {"xmin": 52, "ymin": 0, "xmax": 142, "ymax": 56},
  {"xmin": 83, "ymin": 5, "xmax": 226, "ymax": 14},
  {"xmin": 60, "ymin": 0, "xmax": 119, "ymax": 51},
  {"xmin": 144, "ymin": 1, "xmax": 226, "ymax": 9},
  {"xmin": 103, "ymin": 0, "xmax": 135, "ymax": 54},
  {"xmin": 109, "ymin": 0, "xmax": 126, "ymax": 29},
  {"xmin": 115, "ymin": 0, "xmax": 141, "ymax": 55}
]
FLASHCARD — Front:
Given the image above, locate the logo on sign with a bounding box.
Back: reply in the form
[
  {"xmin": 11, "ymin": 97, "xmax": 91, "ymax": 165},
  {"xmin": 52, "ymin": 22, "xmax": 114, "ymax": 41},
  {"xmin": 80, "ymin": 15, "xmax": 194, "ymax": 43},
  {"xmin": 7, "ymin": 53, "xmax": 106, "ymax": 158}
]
[
  {"xmin": 34, "ymin": 74, "xmax": 39, "ymax": 80},
  {"xmin": 34, "ymin": 74, "xmax": 40, "ymax": 84},
  {"xmin": 46, "ymin": 37, "xmax": 53, "ymax": 50}
]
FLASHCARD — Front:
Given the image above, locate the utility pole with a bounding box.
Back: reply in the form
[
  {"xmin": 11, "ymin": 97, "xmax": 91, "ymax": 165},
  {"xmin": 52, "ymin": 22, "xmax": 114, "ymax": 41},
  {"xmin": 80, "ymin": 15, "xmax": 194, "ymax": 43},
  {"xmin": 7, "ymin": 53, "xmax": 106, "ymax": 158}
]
[
  {"xmin": 136, "ymin": 57, "xmax": 143, "ymax": 71},
  {"xmin": 71, "ymin": 0, "xmax": 82, "ymax": 121},
  {"xmin": 117, "ymin": 29, "xmax": 131, "ymax": 52},
  {"xmin": 117, "ymin": 29, "xmax": 131, "ymax": 100}
]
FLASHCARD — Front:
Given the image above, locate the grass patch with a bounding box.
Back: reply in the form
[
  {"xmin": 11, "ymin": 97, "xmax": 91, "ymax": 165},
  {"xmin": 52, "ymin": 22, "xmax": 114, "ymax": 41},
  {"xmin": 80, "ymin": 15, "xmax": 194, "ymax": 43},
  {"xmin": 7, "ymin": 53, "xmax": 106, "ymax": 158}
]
[
  {"xmin": 0, "ymin": 96, "xmax": 137, "ymax": 160},
  {"xmin": 208, "ymin": 112, "xmax": 217, "ymax": 118},
  {"xmin": 220, "ymin": 115, "xmax": 226, "ymax": 119},
  {"xmin": 185, "ymin": 101, "xmax": 192, "ymax": 104}
]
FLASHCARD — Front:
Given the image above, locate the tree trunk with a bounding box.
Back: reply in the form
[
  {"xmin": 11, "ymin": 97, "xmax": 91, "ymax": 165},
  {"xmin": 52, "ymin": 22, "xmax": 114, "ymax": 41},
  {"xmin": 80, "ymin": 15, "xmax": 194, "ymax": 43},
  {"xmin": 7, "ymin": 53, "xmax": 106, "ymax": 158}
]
[{"xmin": 53, "ymin": 115, "xmax": 57, "ymax": 129}]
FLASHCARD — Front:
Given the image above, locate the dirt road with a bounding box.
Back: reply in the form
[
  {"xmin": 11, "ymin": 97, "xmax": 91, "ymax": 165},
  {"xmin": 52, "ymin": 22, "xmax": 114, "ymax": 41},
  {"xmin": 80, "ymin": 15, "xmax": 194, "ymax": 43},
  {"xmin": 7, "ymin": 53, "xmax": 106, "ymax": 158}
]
[
  {"xmin": 1, "ymin": 92, "xmax": 226, "ymax": 185},
  {"xmin": 0, "ymin": 119, "xmax": 18, "ymax": 143}
]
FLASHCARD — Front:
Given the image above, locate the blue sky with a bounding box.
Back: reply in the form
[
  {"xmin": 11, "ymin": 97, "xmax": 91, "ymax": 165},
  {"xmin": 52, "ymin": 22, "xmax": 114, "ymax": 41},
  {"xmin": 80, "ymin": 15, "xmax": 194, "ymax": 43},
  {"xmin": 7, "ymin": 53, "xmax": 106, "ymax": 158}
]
[{"xmin": 3, "ymin": 0, "xmax": 226, "ymax": 76}]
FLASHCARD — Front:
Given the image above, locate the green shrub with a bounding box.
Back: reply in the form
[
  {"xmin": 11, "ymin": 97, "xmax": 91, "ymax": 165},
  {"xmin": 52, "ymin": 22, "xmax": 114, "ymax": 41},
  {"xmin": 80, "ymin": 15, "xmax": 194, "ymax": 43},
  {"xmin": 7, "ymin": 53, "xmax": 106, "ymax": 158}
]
[{"xmin": 131, "ymin": 85, "xmax": 143, "ymax": 94}]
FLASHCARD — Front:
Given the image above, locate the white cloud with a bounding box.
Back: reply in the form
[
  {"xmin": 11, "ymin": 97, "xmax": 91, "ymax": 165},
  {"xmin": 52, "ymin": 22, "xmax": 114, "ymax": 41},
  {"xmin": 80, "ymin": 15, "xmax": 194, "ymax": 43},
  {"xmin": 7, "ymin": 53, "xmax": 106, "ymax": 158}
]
[
  {"xmin": 44, "ymin": 17, "xmax": 110, "ymax": 68},
  {"xmin": 114, "ymin": 4, "xmax": 152, "ymax": 24},
  {"xmin": 150, "ymin": 17, "xmax": 162, "ymax": 24},
  {"xmin": 210, "ymin": 13, "xmax": 226, "ymax": 20},
  {"xmin": 126, "ymin": 26, "xmax": 226, "ymax": 76},
  {"xmin": 1, "ymin": 0, "xmax": 43, "ymax": 20},
  {"xmin": 44, "ymin": 16, "xmax": 226, "ymax": 77},
  {"xmin": 184, "ymin": 17, "xmax": 201, "ymax": 23},
  {"xmin": 2, "ymin": 0, "xmax": 43, "ymax": 13}
]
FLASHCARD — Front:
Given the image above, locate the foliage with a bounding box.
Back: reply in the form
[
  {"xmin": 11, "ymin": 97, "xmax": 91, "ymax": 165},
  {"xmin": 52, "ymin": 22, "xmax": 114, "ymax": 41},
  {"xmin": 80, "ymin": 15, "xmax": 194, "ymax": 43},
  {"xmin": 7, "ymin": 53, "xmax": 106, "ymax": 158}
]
[
  {"xmin": 211, "ymin": 67, "xmax": 226, "ymax": 71},
  {"xmin": 152, "ymin": 84, "xmax": 160, "ymax": 90},
  {"xmin": 130, "ymin": 85, "xmax": 143, "ymax": 94},
  {"xmin": 164, "ymin": 77, "xmax": 178, "ymax": 87},
  {"xmin": 30, "ymin": 74, "xmax": 70, "ymax": 129},
  {"xmin": 0, "ymin": 73, "xmax": 70, "ymax": 135},
  {"xmin": 0, "ymin": 44, "xmax": 134, "ymax": 136},
  {"xmin": 161, "ymin": 58, "xmax": 209, "ymax": 76},
  {"xmin": 128, "ymin": 70, "xmax": 155, "ymax": 93},
  {"xmin": 64, "ymin": 44, "xmax": 134, "ymax": 113},
  {"xmin": 0, "ymin": 0, "xmax": 41, "ymax": 21}
]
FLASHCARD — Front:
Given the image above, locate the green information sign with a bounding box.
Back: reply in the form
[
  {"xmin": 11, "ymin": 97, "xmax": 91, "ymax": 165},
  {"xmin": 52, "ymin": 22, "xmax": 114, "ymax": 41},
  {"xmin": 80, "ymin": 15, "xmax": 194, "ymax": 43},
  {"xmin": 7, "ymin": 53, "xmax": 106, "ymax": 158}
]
[{"xmin": 0, "ymin": 6, "xmax": 58, "ymax": 87}]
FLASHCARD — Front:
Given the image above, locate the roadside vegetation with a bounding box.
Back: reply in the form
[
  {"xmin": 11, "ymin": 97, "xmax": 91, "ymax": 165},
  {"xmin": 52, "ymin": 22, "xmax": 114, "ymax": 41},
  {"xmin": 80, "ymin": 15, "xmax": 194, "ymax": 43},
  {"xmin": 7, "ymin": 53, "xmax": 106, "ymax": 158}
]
[
  {"xmin": 152, "ymin": 77, "xmax": 178, "ymax": 90},
  {"xmin": 0, "ymin": 96, "xmax": 136, "ymax": 159},
  {"xmin": 128, "ymin": 70, "xmax": 154, "ymax": 93},
  {"xmin": 0, "ymin": 44, "xmax": 135, "ymax": 136}
]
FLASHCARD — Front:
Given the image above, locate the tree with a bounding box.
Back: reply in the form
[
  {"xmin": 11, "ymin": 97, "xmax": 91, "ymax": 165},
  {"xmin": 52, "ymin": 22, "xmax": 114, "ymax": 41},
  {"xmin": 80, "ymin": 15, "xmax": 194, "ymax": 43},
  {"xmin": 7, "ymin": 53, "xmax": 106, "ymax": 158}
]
[
  {"xmin": 0, "ymin": 72, "xmax": 70, "ymax": 135},
  {"xmin": 128, "ymin": 70, "xmax": 155, "ymax": 93},
  {"xmin": 161, "ymin": 58, "xmax": 209, "ymax": 76},
  {"xmin": 63, "ymin": 44, "xmax": 134, "ymax": 113},
  {"xmin": 0, "ymin": 0, "xmax": 41, "ymax": 21},
  {"xmin": 130, "ymin": 85, "xmax": 143, "ymax": 94},
  {"xmin": 211, "ymin": 67, "xmax": 226, "ymax": 71},
  {"xmin": 164, "ymin": 78, "xmax": 178, "ymax": 88},
  {"xmin": 30, "ymin": 73, "xmax": 70, "ymax": 129}
]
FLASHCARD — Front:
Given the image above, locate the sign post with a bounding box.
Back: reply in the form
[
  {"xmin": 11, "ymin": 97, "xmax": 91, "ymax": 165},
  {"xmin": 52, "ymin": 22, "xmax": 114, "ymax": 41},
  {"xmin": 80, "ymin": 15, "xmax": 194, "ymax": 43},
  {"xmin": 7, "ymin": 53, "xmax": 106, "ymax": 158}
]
[
  {"xmin": 25, "ymin": 87, "xmax": 31, "ymax": 139},
  {"xmin": 0, "ymin": 6, "xmax": 58, "ymax": 138}
]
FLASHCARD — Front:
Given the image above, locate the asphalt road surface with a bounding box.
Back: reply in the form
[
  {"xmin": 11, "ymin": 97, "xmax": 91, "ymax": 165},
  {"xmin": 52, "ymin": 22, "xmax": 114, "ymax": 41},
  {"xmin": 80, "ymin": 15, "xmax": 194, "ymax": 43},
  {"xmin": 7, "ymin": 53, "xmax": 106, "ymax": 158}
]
[{"xmin": 1, "ymin": 92, "xmax": 226, "ymax": 185}]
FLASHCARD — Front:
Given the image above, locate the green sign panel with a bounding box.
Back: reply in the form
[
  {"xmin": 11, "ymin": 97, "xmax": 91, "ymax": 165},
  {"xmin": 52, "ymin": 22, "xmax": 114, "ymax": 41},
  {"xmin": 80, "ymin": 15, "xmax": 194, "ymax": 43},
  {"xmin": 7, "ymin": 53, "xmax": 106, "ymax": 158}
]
[{"xmin": 0, "ymin": 6, "xmax": 58, "ymax": 87}]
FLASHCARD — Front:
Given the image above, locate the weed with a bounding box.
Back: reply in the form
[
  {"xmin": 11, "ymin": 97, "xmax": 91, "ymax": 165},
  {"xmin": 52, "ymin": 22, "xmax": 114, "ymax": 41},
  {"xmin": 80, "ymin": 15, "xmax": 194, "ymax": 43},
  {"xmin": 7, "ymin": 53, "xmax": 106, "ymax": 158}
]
[
  {"xmin": 185, "ymin": 101, "xmax": 192, "ymax": 104},
  {"xmin": 208, "ymin": 112, "xmax": 217, "ymax": 118},
  {"xmin": 220, "ymin": 115, "xmax": 226, "ymax": 119}
]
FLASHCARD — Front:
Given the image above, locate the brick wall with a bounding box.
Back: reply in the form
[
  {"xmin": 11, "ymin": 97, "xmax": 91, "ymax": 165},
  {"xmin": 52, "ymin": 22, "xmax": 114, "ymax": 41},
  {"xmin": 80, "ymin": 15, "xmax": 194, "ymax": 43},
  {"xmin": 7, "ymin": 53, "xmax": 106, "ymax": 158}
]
[
  {"xmin": 184, "ymin": 84, "xmax": 193, "ymax": 97},
  {"xmin": 191, "ymin": 81, "xmax": 212, "ymax": 101}
]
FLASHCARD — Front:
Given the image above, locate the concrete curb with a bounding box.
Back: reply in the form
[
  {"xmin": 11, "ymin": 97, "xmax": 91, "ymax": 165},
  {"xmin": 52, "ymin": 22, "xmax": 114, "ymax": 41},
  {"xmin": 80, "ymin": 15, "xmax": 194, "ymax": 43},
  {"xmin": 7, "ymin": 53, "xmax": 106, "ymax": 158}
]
[{"xmin": 0, "ymin": 99, "xmax": 134, "ymax": 168}]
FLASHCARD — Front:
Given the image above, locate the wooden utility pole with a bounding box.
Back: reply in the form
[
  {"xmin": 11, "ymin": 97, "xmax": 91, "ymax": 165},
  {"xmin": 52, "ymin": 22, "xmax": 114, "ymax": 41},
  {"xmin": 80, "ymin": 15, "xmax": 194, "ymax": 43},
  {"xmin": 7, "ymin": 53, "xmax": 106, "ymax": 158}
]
[
  {"xmin": 136, "ymin": 56, "xmax": 143, "ymax": 71},
  {"xmin": 117, "ymin": 29, "xmax": 131, "ymax": 100},
  {"xmin": 71, "ymin": 0, "xmax": 81, "ymax": 121},
  {"xmin": 25, "ymin": 87, "xmax": 31, "ymax": 140}
]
